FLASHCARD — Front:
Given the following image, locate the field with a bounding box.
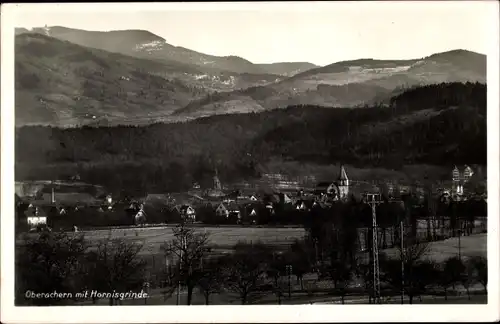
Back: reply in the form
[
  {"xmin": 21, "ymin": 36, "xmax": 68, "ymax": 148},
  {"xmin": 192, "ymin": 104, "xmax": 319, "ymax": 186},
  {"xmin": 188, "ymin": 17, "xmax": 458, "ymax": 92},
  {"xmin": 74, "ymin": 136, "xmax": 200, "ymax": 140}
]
[
  {"xmin": 383, "ymin": 233, "xmax": 487, "ymax": 262},
  {"xmin": 78, "ymin": 224, "xmax": 487, "ymax": 260},
  {"xmin": 80, "ymin": 226, "xmax": 307, "ymax": 255}
]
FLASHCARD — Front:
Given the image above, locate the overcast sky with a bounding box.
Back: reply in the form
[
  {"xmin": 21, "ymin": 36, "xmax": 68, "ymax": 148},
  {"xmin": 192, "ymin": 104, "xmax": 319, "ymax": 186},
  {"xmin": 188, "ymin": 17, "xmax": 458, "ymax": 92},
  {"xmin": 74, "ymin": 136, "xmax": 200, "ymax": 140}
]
[{"xmin": 9, "ymin": 1, "xmax": 495, "ymax": 66}]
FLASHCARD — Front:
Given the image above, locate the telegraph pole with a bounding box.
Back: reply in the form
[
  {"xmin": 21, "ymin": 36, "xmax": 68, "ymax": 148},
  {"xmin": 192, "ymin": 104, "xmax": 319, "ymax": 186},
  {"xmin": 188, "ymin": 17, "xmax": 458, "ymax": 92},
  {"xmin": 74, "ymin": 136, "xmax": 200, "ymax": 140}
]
[
  {"xmin": 286, "ymin": 265, "xmax": 293, "ymax": 299},
  {"xmin": 400, "ymin": 220, "xmax": 405, "ymax": 304},
  {"xmin": 458, "ymin": 214, "xmax": 462, "ymax": 260},
  {"xmin": 176, "ymin": 235, "xmax": 184, "ymax": 305},
  {"xmin": 366, "ymin": 193, "xmax": 382, "ymax": 304}
]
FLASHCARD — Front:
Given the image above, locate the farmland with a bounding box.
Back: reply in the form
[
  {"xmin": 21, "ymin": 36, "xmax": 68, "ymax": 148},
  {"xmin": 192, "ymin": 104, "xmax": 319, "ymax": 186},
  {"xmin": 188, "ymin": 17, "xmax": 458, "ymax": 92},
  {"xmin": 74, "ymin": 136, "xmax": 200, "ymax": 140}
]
[
  {"xmin": 75, "ymin": 222, "xmax": 487, "ymax": 258},
  {"xmin": 79, "ymin": 225, "xmax": 308, "ymax": 255}
]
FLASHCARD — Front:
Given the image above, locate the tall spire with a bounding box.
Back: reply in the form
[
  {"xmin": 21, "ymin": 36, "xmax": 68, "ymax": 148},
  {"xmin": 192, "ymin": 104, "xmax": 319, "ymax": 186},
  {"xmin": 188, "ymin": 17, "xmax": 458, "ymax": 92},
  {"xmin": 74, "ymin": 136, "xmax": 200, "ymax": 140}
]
[
  {"xmin": 213, "ymin": 167, "xmax": 222, "ymax": 191},
  {"xmin": 339, "ymin": 165, "xmax": 348, "ymax": 181}
]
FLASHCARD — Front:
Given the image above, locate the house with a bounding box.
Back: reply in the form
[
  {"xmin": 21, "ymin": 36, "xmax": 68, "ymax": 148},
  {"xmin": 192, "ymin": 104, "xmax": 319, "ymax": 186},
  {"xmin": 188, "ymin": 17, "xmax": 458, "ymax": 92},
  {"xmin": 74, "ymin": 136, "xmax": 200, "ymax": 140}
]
[
  {"xmin": 265, "ymin": 202, "xmax": 275, "ymax": 215},
  {"xmin": 278, "ymin": 193, "xmax": 294, "ymax": 205},
  {"xmin": 178, "ymin": 204, "xmax": 196, "ymax": 222},
  {"xmin": 215, "ymin": 202, "xmax": 241, "ymax": 220},
  {"xmin": 216, "ymin": 203, "xmax": 230, "ymax": 218},
  {"xmin": 295, "ymin": 200, "xmax": 309, "ymax": 211},
  {"xmin": 24, "ymin": 205, "xmax": 48, "ymax": 229}
]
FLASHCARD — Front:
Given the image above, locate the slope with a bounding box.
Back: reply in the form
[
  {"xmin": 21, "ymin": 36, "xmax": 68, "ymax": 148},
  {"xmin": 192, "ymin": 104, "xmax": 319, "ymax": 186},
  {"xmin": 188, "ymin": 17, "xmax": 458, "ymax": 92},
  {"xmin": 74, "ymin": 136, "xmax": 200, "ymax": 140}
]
[
  {"xmin": 16, "ymin": 26, "xmax": 318, "ymax": 76},
  {"xmin": 173, "ymin": 50, "xmax": 486, "ymax": 118},
  {"xmin": 15, "ymin": 29, "xmax": 285, "ymax": 93},
  {"xmin": 15, "ymin": 33, "xmax": 212, "ymax": 126},
  {"xmin": 255, "ymin": 62, "xmax": 320, "ymax": 77}
]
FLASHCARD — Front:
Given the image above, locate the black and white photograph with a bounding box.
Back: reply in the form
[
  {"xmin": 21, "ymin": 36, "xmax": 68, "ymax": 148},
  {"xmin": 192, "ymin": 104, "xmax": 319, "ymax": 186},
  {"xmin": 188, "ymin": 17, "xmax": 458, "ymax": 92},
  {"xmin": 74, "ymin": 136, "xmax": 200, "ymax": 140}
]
[{"xmin": 1, "ymin": 1, "xmax": 499, "ymax": 323}]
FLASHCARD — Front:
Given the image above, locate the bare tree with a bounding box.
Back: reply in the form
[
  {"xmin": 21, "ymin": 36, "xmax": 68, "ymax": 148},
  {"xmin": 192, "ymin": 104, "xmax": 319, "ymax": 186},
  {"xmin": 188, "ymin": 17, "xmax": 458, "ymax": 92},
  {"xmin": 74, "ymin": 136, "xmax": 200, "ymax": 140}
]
[
  {"xmin": 161, "ymin": 222, "xmax": 210, "ymax": 305},
  {"xmin": 84, "ymin": 237, "xmax": 147, "ymax": 305},
  {"xmin": 468, "ymin": 256, "xmax": 487, "ymax": 294},
  {"xmin": 322, "ymin": 260, "xmax": 352, "ymax": 304},
  {"xmin": 380, "ymin": 240, "xmax": 431, "ymax": 304},
  {"xmin": 16, "ymin": 232, "xmax": 88, "ymax": 306},
  {"xmin": 442, "ymin": 257, "xmax": 466, "ymax": 292},
  {"xmin": 286, "ymin": 239, "xmax": 315, "ymax": 290},
  {"xmin": 223, "ymin": 241, "xmax": 273, "ymax": 305},
  {"xmin": 197, "ymin": 256, "xmax": 226, "ymax": 305}
]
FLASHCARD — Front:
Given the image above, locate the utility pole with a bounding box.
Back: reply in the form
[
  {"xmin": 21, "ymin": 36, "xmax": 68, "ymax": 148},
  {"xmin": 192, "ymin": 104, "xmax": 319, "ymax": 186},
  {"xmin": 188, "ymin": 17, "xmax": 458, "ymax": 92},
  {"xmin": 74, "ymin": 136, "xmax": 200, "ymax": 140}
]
[
  {"xmin": 286, "ymin": 265, "xmax": 293, "ymax": 299},
  {"xmin": 366, "ymin": 193, "xmax": 382, "ymax": 304},
  {"xmin": 176, "ymin": 235, "xmax": 184, "ymax": 305},
  {"xmin": 400, "ymin": 220, "xmax": 405, "ymax": 305},
  {"xmin": 458, "ymin": 214, "xmax": 462, "ymax": 260}
]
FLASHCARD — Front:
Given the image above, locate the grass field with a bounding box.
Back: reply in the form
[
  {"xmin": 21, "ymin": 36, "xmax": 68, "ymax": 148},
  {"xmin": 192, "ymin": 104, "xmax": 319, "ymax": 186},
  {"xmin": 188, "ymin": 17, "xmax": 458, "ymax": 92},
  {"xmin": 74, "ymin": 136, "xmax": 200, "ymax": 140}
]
[
  {"xmin": 382, "ymin": 233, "xmax": 487, "ymax": 262},
  {"xmin": 78, "ymin": 222, "xmax": 487, "ymax": 258},
  {"xmin": 80, "ymin": 226, "xmax": 308, "ymax": 255}
]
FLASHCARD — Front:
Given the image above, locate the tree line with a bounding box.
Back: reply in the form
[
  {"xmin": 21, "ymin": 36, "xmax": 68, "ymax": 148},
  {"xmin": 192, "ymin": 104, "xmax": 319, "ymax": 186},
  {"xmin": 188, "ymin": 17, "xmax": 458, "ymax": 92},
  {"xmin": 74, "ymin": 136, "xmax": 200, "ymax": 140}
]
[{"xmin": 16, "ymin": 220, "xmax": 487, "ymax": 306}]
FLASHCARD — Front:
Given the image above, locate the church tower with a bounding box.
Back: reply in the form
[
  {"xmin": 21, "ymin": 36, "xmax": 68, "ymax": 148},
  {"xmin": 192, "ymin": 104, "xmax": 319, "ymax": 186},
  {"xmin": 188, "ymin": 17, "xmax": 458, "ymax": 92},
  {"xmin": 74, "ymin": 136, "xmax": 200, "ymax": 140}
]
[
  {"xmin": 213, "ymin": 168, "xmax": 222, "ymax": 191},
  {"xmin": 452, "ymin": 166, "xmax": 463, "ymax": 195},
  {"xmin": 337, "ymin": 165, "xmax": 349, "ymax": 199}
]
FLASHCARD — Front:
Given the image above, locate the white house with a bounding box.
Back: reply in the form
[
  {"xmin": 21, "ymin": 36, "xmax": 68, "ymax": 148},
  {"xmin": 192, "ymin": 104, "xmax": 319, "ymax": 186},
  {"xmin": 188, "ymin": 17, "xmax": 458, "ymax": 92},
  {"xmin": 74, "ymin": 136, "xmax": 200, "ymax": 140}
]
[
  {"xmin": 179, "ymin": 205, "xmax": 196, "ymax": 221},
  {"xmin": 27, "ymin": 216, "xmax": 47, "ymax": 227}
]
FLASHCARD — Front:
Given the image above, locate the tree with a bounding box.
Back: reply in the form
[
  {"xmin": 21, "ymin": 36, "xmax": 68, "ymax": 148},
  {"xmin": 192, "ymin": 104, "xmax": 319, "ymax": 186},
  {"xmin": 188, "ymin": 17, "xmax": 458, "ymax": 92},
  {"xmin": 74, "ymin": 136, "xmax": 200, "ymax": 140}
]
[
  {"xmin": 197, "ymin": 256, "xmax": 226, "ymax": 305},
  {"xmin": 442, "ymin": 257, "xmax": 466, "ymax": 292},
  {"xmin": 223, "ymin": 241, "xmax": 273, "ymax": 305},
  {"xmin": 285, "ymin": 239, "xmax": 315, "ymax": 290},
  {"xmin": 16, "ymin": 232, "xmax": 88, "ymax": 305},
  {"xmin": 380, "ymin": 240, "xmax": 430, "ymax": 304},
  {"xmin": 412, "ymin": 260, "xmax": 440, "ymax": 301},
  {"xmin": 468, "ymin": 256, "xmax": 487, "ymax": 294},
  {"xmin": 323, "ymin": 260, "xmax": 353, "ymax": 304},
  {"xmin": 355, "ymin": 259, "xmax": 374, "ymax": 304},
  {"xmin": 161, "ymin": 222, "xmax": 210, "ymax": 305},
  {"xmin": 84, "ymin": 236, "xmax": 146, "ymax": 305},
  {"xmin": 265, "ymin": 251, "xmax": 287, "ymax": 304}
]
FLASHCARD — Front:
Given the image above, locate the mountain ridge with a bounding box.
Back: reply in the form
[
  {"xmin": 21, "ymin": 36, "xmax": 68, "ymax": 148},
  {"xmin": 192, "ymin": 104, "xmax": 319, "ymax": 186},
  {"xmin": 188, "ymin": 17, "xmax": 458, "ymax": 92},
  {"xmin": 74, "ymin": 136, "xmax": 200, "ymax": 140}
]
[
  {"xmin": 15, "ymin": 32, "xmax": 289, "ymax": 126},
  {"xmin": 15, "ymin": 26, "xmax": 320, "ymax": 76},
  {"xmin": 14, "ymin": 26, "xmax": 486, "ymax": 126},
  {"xmin": 172, "ymin": 49, "xmax": 486, "ymax": 118}
]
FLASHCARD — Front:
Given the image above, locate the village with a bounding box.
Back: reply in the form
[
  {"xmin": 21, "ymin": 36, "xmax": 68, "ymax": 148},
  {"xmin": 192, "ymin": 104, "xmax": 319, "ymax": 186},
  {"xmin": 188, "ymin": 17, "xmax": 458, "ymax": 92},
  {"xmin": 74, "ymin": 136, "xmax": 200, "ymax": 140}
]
[{"xmin": 15, "ymin": 164, "xmax": 487, "ymax": 233}]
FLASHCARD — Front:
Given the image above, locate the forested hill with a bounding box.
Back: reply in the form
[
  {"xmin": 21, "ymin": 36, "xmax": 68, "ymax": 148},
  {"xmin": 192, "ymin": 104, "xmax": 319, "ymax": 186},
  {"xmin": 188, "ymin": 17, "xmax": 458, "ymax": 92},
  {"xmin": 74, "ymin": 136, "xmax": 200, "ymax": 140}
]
[{"xmin": 16, "ymin": 82, "xmax": 486, "ymax": 193}]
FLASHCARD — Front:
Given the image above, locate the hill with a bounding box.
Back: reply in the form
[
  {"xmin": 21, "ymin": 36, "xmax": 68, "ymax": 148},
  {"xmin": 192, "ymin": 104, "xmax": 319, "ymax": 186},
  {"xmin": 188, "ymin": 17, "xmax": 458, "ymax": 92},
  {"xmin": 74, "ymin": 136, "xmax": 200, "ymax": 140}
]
[
  {"xmin": 15, "ymin": 33, "xmax": 207, "ymax": 126},
  {"xmin": 16, "ymin": 26, "xmax": 318, "ymax": 76},
  {"xmin": 173, "ymin": 50, "xmax": 486, "ymax": 118},
  {"xmin": 14, "ymin": 33, "xmax": 284, "ymax": 126},
  {"xmin": 15, "ymin": 82, "xmax": 486, "ymax": 194}
]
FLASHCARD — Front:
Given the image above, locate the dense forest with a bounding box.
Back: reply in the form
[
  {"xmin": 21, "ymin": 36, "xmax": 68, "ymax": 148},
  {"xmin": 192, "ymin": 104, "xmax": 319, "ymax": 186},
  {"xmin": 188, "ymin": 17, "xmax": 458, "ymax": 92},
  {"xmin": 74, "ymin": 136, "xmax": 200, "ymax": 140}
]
[{"xmin": 16, "ymin": 82, "xmax": 486, "ymax": 194}]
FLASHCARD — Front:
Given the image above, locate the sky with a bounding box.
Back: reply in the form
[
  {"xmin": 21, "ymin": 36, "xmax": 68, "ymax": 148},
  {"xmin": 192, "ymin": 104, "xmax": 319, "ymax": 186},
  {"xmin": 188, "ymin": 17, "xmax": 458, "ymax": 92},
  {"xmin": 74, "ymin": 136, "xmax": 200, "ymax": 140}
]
[{"xmin": 7, "ymin": 1, "xmax": 496, "ymax": 66}]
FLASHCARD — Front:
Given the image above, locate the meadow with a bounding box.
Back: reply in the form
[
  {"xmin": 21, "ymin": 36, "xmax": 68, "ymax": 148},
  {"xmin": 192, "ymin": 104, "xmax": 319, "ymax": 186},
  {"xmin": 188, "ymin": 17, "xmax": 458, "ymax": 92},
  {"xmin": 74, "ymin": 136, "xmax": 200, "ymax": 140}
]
[
  {"xmin": 78, "ymin": 221, "xmax": 487, "ymax": 258},
  {"xmin": 80, "ymin": 225, "xmax": 308, "ymax": 255}
]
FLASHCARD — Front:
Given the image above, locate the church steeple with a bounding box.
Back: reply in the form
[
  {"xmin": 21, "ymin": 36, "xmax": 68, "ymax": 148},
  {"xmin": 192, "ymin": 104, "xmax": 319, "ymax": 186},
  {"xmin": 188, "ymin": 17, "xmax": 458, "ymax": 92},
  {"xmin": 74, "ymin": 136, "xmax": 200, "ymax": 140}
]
[
  {"xmin": 337, "ymin": 164, "xmax": 349, "ymax": 199},
  {"xmin": 338, "ymin": 165, "xmax": 349, "ymax": 186},
  {"xmin": 213, "ymin": 168, "xmax": 222, "ymax": 191}
]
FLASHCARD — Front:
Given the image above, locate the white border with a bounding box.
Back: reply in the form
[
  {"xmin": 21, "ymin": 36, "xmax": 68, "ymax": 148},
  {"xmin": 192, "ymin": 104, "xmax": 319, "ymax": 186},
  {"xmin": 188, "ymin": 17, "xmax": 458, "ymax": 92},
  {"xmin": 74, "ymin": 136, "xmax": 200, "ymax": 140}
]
[{"xmin": 2, "ymin": 2, "xmax": 499, "ymax": 323}]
